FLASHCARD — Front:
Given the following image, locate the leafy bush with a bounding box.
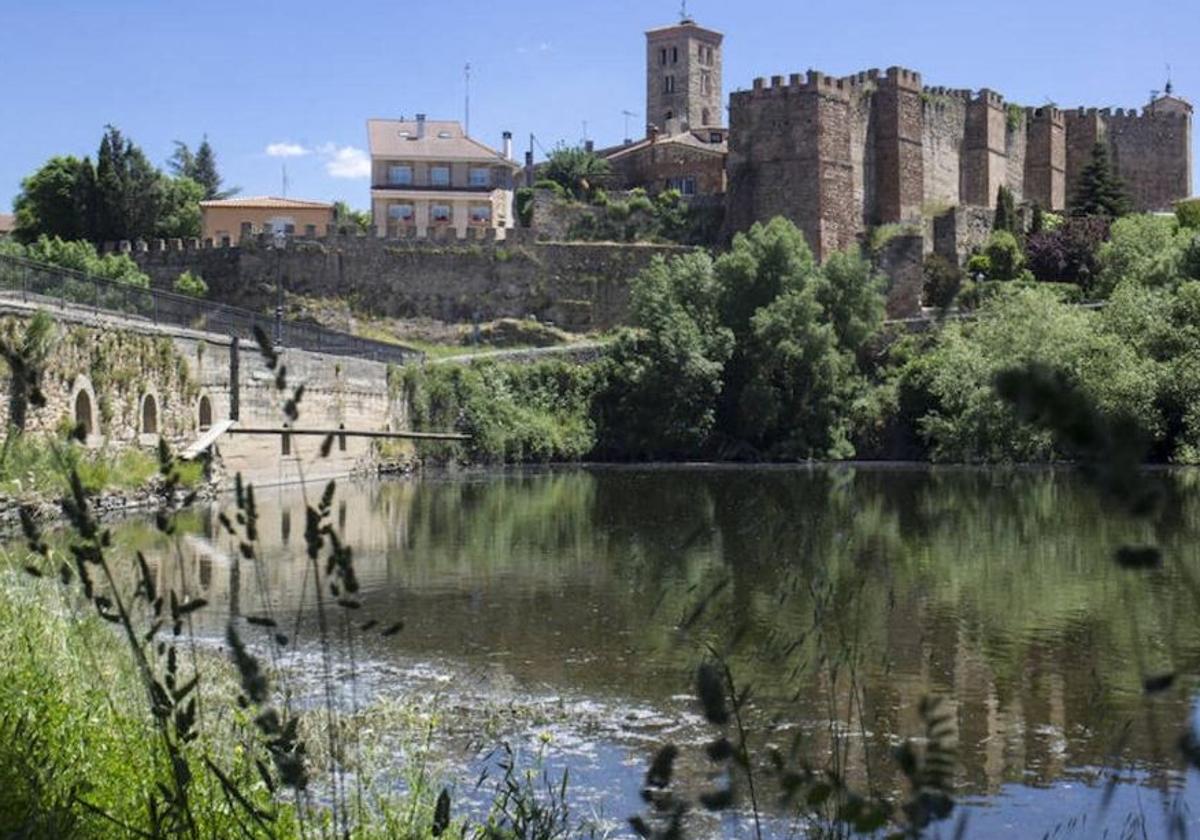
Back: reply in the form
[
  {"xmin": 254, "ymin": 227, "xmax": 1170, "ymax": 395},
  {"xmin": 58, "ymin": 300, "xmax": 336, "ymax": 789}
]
[
  {"xmin": 2, "ymin": 235, "xmax": 150, "ymax": 287},
  {"xmin": 1178, "ymin": 198, "xmax": 1200, "ymax": 230},
  {"xmin": 1095, "ymin": 214, "xmax": 1191, "ymax": 295},
  {"xmin": 173, "ymin": 270, "xmax": 208, "ymax": 298},
  {"xmin": 1025, "ymin": 216, "xmax": 1109, "ymax": 287},
  {"xmin": 923, "ymin": 254, "xmax": 963, "ymax": 308},
  {"xmin": 515, "ymin": 187, "xmax": 535, "ymax": 227},
  {"xmin": 983, "ymin": 231, "xmax": 1024, "ymax": 281}
]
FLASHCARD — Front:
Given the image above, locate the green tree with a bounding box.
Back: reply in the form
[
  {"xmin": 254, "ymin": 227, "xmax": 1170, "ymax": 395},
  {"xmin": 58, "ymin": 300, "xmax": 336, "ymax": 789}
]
[
  {"xmin": 11, "ymin": 156, "xmax": 96, "ymax": 243},
  {"xmin": 0, "ymin": 311, "xmax": 54, "ymax": 433},
  {"xmin": 14, "ymin": 236, "xmax": 150, "ymax": 287},
  {"xmin": 157, "ymin": 177, "xmax": 204, "ymax": 239},
  {"xmin": 993, "ymin": 185, "xmax": 1018, "ymax": 236},
  {"xmin": 169, "ymin": 137, "xmax": 237, "ymax": 200},
  {"xmin": 541, "ymin": 145, "xmax": 611, "ymax": 200},
  {"xmin": 593, "ymin": 252, "xmax": 733, "ymax": 458},
  {"xmin": 1095, "ymin": 214, "xmax": 1191, "ymax": 295},
  {"xmin": 334, "ymin": 202, "xmax": 371, "ymax": 235},
  {"xmin": 94, "ymin": 125, "xmax": 165, "ymax": 242},
  {"xmin": 1070, "ymin": 142, "xmax": 1131, "ymax": 219}
]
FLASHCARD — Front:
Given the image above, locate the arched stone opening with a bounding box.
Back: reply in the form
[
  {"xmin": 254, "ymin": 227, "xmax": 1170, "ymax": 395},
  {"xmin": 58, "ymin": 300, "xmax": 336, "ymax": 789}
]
[
  {"xmin": 141, "ymin": 393, "xmax": 159, "ymax": 435},
  {"xmin": 197, "ymin": 395, "xmax": 213, "ymax": 432},
  {"xmin": 69, "ymin": 376, "xmax": 99, "ymax": 445}
]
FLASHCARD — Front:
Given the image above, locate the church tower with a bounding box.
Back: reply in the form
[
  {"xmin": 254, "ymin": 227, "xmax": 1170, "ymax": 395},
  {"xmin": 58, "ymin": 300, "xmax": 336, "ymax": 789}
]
[{"xmin": 645, "ymin": 10, "xmax": 723, "ymax": 135}]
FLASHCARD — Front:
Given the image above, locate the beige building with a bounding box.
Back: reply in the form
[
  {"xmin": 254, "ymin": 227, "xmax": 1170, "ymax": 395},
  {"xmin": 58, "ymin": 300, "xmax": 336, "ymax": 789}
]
[
  {"xmin": 367, "ymin": 116, "xmax": 520, "ymax": 238},
  {"xmin": 0, "ymin": 213, "xmax": 14, "ymax": 239},
  {"xmin": 199, "ymin": 197, "xmax": 335, "ymax": 243}
]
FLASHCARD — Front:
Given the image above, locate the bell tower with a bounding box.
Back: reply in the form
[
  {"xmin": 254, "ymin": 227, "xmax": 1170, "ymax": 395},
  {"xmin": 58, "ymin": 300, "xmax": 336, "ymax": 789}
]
[{"xmin": 645, "ymin": 10, "xmax": 723, "ymax": 135}]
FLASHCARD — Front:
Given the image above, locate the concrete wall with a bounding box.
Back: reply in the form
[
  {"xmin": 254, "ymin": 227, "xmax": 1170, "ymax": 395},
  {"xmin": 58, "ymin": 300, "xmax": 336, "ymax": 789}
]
[{"xmin": 128, "ymin": 231, "xmax": 688, "ymax": 332}]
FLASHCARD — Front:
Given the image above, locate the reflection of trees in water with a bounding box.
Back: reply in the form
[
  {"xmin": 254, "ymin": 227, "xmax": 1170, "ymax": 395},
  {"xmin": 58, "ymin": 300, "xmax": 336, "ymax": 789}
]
[{"xmin": 52, "ymin": 468, "xmax": 1200, "ymax": 801}]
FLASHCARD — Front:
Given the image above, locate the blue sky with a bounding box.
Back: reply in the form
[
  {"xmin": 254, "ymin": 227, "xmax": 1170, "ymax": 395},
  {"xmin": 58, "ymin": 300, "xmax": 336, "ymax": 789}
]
[{"xmin": 0, "ymin": 0, "xmax": 1195, "ymax": 211}]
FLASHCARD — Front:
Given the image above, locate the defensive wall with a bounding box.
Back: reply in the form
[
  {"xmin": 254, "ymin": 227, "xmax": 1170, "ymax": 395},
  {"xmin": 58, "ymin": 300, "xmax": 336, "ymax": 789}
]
[
  {"xmin": 728, "ymin": 65, "xmax": 1192, "ymax": 261},
  {"xmin": 121, "ymin": 229, "xmax": 689, "ymax": 332},
  {"xmin": 0, "ymin": 297, "xmax": 409, "ymax": 489}
]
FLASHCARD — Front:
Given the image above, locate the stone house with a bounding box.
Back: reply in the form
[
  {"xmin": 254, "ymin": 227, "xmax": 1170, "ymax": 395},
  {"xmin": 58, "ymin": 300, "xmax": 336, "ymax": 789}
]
[
  {"xmin": 368, "ymin": 116, "xmax": 521, "ymax": 239},
  {"xmin": 603, "ymin": 128, "xmax": 727, "ymax": 197},
  {"xmin": 199, "ymin": 197, "xmax": 335, "ymax": 243}
]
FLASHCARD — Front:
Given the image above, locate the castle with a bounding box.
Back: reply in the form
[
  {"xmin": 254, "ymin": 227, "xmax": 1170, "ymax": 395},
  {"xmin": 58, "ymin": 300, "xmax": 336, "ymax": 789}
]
[{"xmin": 616, "ymin": 13, "xmax": 1194, "ymax": 260}]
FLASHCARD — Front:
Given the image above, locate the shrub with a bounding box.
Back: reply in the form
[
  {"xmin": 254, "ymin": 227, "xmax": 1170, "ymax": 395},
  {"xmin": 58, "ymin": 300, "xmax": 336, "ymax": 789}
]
[
  {"xmin": 1025, "ymin": 216, "xmax": 1109, "ymax": 288},
  {"xmin": 514, "ymin": 187, "xmax": 535, "ymax": 227},
  {"xmin": 1176, "ymin": 198, "xmax": 1200, "ymax": 230},
  {"xmin": 531, "ymin": 179, "xmax": 565, "ymax": 198},
  {"xmin": 173, "ymin": 270, "xmax": 208, "ymax": 298},
  {"xmin": 1096, "ymin": 214, "xmax": 1190, "ymax": 295},
  {"xmin": 923, "ymin": 254, "xmax": 963, "ymax": 308},
  {"xmin": 983, "ymin": 230, "xmax": 1024, "ymax": 281}
]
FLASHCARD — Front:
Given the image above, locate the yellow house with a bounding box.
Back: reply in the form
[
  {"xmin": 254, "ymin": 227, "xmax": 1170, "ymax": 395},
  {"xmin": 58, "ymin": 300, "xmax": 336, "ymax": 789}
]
[
  {"xmin": 367, "ymin": 116, "xmax": 521, "ymax": 239},
  {"xmin": 199, "ymin": 197, "xmax": 335, "ymax": 243}
]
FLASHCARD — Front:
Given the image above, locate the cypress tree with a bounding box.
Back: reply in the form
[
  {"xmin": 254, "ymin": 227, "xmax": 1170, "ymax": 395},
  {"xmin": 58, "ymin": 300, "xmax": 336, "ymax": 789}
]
[
  {"xmin": 1070, "ymin": 142, "xmax": 1131, "ymax": 218},
  {"xmin": 993, "ymin": 186, "xmax": 1018, "ymax": 236}
]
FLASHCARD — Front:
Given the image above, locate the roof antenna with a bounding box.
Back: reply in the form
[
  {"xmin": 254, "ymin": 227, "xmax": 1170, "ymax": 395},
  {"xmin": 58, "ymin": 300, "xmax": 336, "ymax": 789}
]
[
  {"xmin": 464, "ymin": 62, "xmax": 472, "ymax": 136},
  {"xmin": 1165, "ymin": 63, "xmax": 1173, "ymax": 96},
  {"xmin": 680, "ymin": 0, "xmax": 693, "ymax": 23},
  {"xmin": 281, "ymin": 163, "xmax": 288, "ymax": 198}
]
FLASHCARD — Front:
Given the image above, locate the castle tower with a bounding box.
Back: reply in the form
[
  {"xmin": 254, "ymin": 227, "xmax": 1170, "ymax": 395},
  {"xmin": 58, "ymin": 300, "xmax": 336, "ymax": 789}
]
[{"xmin": 645, "ymin": 13, "xmax": 723, "ymax": 135}]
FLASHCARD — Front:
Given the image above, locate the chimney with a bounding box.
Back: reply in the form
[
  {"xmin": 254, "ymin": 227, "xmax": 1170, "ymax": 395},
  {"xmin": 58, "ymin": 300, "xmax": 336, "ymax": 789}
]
[
  {"xmin": 524, "ymin": 150, "xmax": 534, "ymax": 187},
  {"xmin": 649, "ymin": 125, "xmax": 660, "ymax": 144},
  {"xmin": 584, "ymin": 140, "xmax": 594, "ymax": 154},
  {"xmin": 416, "ymin": 114, "xmax": 426, "ymax": 139},
  {"xmin": 502, "ymin": 130, "xmax": 513, "ymax": 161}
]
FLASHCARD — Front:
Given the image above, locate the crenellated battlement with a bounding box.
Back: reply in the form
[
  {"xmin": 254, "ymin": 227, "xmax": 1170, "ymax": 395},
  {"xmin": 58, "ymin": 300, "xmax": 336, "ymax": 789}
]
[
  {"xmin": 1026, "ymin": 106, "xmax": 1065, "ymax": 126},
  {"xmin": 974, "ymin": 89, "xmax": 1005, "ymax": 108},
  {"xmin": 744, "ymin": 69, "xmax": 851, "ymax": 101},
  {"xmin": 881, "ymin": 66, "xmax": 922, "ymax": 91}
]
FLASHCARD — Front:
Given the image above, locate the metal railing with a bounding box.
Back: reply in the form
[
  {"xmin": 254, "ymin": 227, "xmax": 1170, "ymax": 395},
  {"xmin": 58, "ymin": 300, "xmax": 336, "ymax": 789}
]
[{"xmin": 0, "ymin": 254, "xmax": 424, "ymax": 365}]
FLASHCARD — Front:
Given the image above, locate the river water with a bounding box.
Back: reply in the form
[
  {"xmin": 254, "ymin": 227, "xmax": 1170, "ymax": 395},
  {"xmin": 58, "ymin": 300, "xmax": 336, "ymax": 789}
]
[{"xmin": 42, "ymin": 466, "xmax": 1200, "ymax": 837}]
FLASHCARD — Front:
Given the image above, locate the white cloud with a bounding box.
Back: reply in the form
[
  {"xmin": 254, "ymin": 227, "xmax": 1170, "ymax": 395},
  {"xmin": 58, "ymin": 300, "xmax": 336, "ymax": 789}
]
[
  {"xmin": 265, "ymin": 142, "xmax": 310, "ymax": 158},
  {"xmin": 319, "ymin": 144, "xmax": 371, "ymax": 179}
]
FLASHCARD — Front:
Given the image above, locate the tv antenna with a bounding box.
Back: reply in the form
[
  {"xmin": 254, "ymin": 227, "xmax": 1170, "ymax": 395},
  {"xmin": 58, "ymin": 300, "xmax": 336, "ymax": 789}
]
[
  {"xmin": 464, "ymin": 62, "xmax": 472, "ymax": 136},
  {"xmin": 281, "ymin": 164, "xmax": 289, "ymax": 197},
  {"xmin": 1166, "ymin": 63, "xmax": 1174, "ymax": 96},
  {"xmin": 680, "ymin": 0, "xmax": 693, "ymax": 23},
  {"xmin": 621, "ymin": 109, "xmax": 640, "ymax": 142}
]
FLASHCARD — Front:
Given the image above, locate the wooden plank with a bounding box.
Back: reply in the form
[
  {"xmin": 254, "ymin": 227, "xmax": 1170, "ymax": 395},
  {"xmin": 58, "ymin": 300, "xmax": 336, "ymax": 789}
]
[
  {"xmin": 180, "ymin": 419, "xmax": 237, "ymax": 461},
  {"xmin": 224, "ymin": 427, "xmax": 470, "ymax": 441}
]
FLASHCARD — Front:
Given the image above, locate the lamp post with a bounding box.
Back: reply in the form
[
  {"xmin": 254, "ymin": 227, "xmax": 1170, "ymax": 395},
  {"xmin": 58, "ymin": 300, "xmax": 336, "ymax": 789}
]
[{"xmin": 272, "ymin": 229, "xmax": 286, "ymax": 346}]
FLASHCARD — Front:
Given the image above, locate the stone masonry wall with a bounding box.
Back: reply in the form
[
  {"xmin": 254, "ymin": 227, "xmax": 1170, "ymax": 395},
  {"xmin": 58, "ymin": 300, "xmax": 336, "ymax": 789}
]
[
  {"xmin": 0, "ymin": 300, "xmax": 408, "ymax": 488},
  {"xmin": 128, "ymin": 232, "xmax": 688, "ymax": 332}
]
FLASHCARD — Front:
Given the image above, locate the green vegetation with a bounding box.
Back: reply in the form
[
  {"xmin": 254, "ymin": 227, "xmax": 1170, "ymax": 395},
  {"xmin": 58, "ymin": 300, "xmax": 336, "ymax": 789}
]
[
  {"xmin": 1069, "ymin": 141, "xmax": 1131, "ymax": 219},
  {"xmin": 172, "ymin": 270, "xmax": 208, "ymax": 298},
  {"xmin": 168, "ymin": 136, "xmax": 237, "ymax": 201},
  {"xmin": 334, "ymin": 201, "xmax": 372, "ymax": 235},
  {"xmin": 0, "ymin": 435, "xmax": 202, "ymax": 496},
  {"xmin": 0, "ymin": 235, "xmax": 151, "ymax": 286},
  {"xmin": 540, "ymin": 144, "xmax": 612, "ymax": 200},
  {"xmin": 12, "ymin": 125, "xmax": 224, "ymax": 244},
  {"xmin": 566, "ymin": 187, "xmax": 700, "ymax": 244},
  {"xmin": 402, "ymin": 359, "xmax": 598, "ymax": 463},
  {"xmin": 1178, "ymin": 198, "xmax": 1200, "ymax": 229},
  {"xmin": 992, "ymin": 185, "xmax": 1018, "ymax": 237}
]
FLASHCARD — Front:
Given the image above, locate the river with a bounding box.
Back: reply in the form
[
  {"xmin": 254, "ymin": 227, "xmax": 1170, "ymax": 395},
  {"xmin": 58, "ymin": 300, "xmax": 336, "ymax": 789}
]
[{"xmin": 32, "ymin": 465, "xmax": 1200, "ymax": 838}]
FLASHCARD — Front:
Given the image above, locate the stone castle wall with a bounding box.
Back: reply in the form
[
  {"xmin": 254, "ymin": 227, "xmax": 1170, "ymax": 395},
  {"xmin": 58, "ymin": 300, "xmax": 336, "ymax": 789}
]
[
  {"xmin": 125, "ymin": 231, "xmax": 688, "ymax": 332},
  {"xmin": 728, "ymin": 64, "xmax": 1193, "ymax": 263}
]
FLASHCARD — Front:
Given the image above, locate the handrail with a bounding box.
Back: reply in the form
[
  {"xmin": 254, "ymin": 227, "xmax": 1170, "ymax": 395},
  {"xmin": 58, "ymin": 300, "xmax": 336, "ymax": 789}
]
[{"xmin": 0, "ymin": 254, "xmax": 424, "ymax": 366}]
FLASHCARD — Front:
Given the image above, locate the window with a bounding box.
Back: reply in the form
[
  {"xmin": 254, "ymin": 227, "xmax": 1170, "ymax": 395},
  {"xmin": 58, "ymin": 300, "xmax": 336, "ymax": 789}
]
[
  {"xmin": 388, "ymin": 165, "xmax": 412, "ymax": 185},
  {"xmin": 710, "ymin": 131, "xmax": 722, "ymax": 143},
  {"xmin": 672, "ymin": 46, "xmax": 678, "ymax": 63},
  {"xmin": 668, "ymin": 177, "xmax": 697, "ymax": 196},
  {"xmin": 663, "ymin": 75, "xmax": 675, "ymax": 94},
  {"xmin": 197, "ymin": 396, "xmax": 212, "ymax": 432},
  {"xmin": 469, "ymin": 167, "xmax": 491, "ymax": 187},
  {"xmin": 304, "ymin": 224, "xmax": 317, "ymax": 237},
  {"xmin": 430, "ymin": 166, "xmax": 450, "ymax": 187},
  {"xmin": 387, "ymin": 203, "xmax": 414, "ymax": 221},
  {"xmin": 470, "ymin": 205, "xmax": 491, "ymax": 224},
  {"xmin": 701, "ymin": 71, "xmax": 711, "ymax": 95},
  {"xmin": 660, "ymin": 48, "xmax": 667, "ymax": 66},
  {"xmin": 284, "ymin": 223, "xmax": 295, "ymax": 235},
  {"xmin": 431, "ymin": 204, "xmax": 452, "ymax": 222}
]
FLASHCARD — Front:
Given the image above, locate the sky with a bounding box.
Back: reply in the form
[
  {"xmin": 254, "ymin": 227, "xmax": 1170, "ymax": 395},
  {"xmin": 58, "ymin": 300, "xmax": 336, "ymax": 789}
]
[{"xmin": 0, "ymin": 0, "xmax": 1195, "ymax": 211}]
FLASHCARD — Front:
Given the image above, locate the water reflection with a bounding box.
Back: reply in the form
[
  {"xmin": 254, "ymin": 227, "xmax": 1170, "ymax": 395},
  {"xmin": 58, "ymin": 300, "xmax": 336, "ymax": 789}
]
[{"xmin": 46, "ymin": 466, "xmax": 1200, "ymax": 830}]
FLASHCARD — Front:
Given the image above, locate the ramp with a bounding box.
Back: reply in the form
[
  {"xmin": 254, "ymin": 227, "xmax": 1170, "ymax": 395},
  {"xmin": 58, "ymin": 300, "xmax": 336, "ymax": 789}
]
[{"xmin": 180, "ymin": 419, "xmax": 236, "ymax": 461}]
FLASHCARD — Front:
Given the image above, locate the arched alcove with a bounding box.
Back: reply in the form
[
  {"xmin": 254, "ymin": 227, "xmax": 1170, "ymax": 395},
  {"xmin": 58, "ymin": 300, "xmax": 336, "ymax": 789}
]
[
  {"xmin": 69, "ymin": 376, "xmax": 99, "ymax": 445},
  {"xmin": 141, "ymin": 393, "xmax": 159, "ymax": 435},
  {"xmin": 197, "ymin": 395, "xmax": 213, "ymax": 432}
]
